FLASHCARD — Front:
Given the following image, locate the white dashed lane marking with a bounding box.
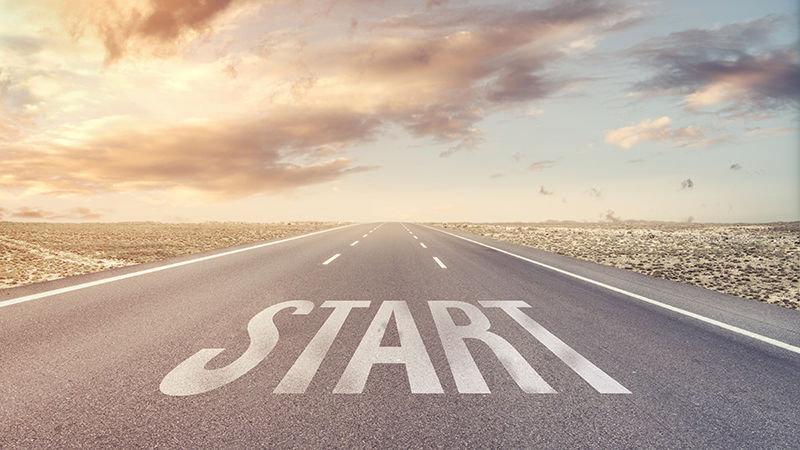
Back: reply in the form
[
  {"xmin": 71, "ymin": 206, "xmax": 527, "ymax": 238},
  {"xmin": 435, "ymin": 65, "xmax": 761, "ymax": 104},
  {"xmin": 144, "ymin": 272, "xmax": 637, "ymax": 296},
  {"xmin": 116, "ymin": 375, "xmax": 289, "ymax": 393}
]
[
  {"xmin": 433, "ymin": 257, "xmax": 447, "ymax": 269},
  {"xmin": 323, "ymin": 254, "xmax": 341, "ymax": 265},
  {"xmin": 420, "ymin": 243, "xmax": 427, "ymax": 249},
  {"xmin": 350, "ymin": 241, "xmax": 359, "ymax": 247}
]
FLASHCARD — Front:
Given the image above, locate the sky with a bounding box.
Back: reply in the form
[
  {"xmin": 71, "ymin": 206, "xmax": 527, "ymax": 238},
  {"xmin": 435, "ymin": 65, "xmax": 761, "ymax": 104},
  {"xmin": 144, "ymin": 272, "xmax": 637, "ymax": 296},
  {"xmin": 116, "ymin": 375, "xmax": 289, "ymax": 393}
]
[{"xmin": 0, "ymin": 0, "xmax": 797, "ymax": 223}]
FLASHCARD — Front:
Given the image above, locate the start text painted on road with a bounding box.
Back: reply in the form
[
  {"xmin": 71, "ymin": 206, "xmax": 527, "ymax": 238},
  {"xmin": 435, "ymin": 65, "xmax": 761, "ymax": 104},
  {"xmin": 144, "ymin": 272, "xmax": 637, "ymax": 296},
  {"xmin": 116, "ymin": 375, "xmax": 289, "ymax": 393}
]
[{"xmin": 160, "ymin": 301, "xmax": 630, "ymax": 396}]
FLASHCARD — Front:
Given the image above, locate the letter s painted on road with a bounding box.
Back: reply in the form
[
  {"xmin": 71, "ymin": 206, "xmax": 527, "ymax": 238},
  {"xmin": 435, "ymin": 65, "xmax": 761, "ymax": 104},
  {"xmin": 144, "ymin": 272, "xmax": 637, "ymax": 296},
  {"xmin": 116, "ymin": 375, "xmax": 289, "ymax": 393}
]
[{"xmin": 160, "ymin": 301, "xmax": 313, "ymax": 396}]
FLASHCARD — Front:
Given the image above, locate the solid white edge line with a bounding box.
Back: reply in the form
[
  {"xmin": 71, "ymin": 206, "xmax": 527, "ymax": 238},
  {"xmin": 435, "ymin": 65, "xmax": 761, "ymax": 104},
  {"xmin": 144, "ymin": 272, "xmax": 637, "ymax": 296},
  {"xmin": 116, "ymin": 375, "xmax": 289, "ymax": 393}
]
[
  {"xmin": 420, "ymin": 243, "xmax": 427, "ymax": 249},
  {"xmin": 322, "ymin": 253, "xmax": 341, "ymax": 265},
  {"xmin": 0, "ymin": 224, "xmax": 357, "ymax": 309},
  {"xmin": 421, "ymin": 224, "xmax": 800, "ymax": 355},
  {"xmin": 350, "ymin": 241, "xmax": 359, "ymax": 246},
  {"xmin": 433, "ymin": 256, "xmax": 447, "ymax": 269}
]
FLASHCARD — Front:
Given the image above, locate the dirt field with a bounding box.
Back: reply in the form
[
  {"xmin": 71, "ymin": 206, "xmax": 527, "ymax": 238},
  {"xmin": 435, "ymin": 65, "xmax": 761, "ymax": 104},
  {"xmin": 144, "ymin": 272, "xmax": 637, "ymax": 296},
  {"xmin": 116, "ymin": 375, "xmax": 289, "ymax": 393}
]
[
  {"xmin": 3, "ymin": 221, "xmax": 798, "ymax": 310},
  {"xmin": 433, "ymin": 222, "xmax": 800, "ymax": 310},
  {"xmin": 0, "ymin": 222, "xmax": 341, "ymax": 289}
]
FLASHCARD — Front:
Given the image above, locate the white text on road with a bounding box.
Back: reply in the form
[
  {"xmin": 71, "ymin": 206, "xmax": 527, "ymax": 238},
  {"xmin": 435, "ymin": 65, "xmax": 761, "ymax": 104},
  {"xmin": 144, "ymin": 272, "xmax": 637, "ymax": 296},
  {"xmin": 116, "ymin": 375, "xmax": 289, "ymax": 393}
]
[{"xmin": 160, "ymin": 300, "xmax": 629, "ymax": 396}]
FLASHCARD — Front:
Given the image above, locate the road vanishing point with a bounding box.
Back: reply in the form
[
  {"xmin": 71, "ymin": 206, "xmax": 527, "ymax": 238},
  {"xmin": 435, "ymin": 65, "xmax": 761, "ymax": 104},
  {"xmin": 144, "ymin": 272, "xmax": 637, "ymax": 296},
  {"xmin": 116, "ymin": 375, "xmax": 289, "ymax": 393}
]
[{"xmin": 1, "ymin": 223, "xmax": 798, "ymax": 447}]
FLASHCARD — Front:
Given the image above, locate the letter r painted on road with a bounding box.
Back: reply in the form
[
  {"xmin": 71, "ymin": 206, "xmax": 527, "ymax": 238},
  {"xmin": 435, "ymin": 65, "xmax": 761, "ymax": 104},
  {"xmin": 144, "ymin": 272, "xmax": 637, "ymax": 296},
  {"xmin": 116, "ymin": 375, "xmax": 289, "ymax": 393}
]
[{"xmin": 429, "ymin": 301, "xmax": 555, "ymax": 394}]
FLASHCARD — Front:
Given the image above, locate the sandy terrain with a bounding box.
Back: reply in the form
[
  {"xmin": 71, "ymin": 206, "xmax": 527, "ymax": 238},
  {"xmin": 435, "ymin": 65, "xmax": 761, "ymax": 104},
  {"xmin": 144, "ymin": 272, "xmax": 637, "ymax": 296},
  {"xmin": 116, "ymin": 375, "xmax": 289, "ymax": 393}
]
[
  {"xmin": 433, "ymin": 222, "xmax": 800, "ymax": 310},
  {"xmin": 3, "ymin": 221, "xmax": 798, "ymax": 310},
  {"xmin": 0, "ymin": 222, "xmax": 341, "ymax": 289}
]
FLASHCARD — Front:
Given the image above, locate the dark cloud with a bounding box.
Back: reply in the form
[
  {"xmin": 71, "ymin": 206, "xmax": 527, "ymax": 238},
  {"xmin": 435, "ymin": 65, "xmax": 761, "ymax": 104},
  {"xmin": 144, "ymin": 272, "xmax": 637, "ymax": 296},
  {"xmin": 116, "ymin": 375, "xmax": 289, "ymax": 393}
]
[
  {"xmin": 539, "ymin": 185, "xmax": 554, "ymax": 195},
  {"xmin": 628, "ymin": 15, "xmax": 799, "ymax": 114},
  {"xmin": 65, "ymin": 0, "xmax": 248, "ymax": 63},
  {"xmin": 336, "ymin": 0, "xmax": 642, "ymax": 154},
  {"xmin": 730, "ymin": 163, "xmax": 742, "ymax": 170},
  {"xmin": 10, "ymin": 207, "xmax": 103, "ymax": 220},
  {"xmin": 0, "ymin": 110, "xmax": 381, "ymax": 198},
  {"xmin": 680, "ymin": 178, "xmax": 694, "ymax": 190}
]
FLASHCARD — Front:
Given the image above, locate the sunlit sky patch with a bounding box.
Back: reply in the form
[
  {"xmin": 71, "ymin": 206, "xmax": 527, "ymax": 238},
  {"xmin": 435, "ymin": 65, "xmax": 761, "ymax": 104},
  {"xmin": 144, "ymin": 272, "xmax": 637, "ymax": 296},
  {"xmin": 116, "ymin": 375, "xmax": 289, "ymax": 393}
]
[{"xmin": 0, "ymin": 0, "xmax": 797, "ymax": 222}]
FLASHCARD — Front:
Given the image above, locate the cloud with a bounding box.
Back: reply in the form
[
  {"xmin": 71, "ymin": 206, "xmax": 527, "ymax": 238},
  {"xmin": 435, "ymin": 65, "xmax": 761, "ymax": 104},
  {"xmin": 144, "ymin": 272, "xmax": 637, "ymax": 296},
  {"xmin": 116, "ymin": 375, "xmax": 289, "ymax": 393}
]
[
  {"xmin": 539, "ymin": 185, "xmax": 554, "ymax": 195},
  {"xmin": 489, "ymin": 172, "xmax": 504, "ymax": 179},
  {"xmin": 604, "ymin": 116, "xmax": 723, "ymax": 148},
  {"xmin": 322, "ymin": 0, "xmax": 642, "ymax": 154},
  {"xmin": 628, "ymin": 15, "xmax": 799, "ymax": 115},
  {"xmin": 528, "ymin": 160, "xmax": 555, "ymax": 170},
  {"xmin": 730, "ymin": 163, "xmax": 742, "ymax": 171},
  {"xmin": 10, "ymin": 207, "xmax": 103, "ymax": 220},
  {"xmin": 59, "ymin": 0, "xmax": 252, "ymax": 63},
  {"xmin": 680, "ymin": 178, "xmax": 694, "ymax": 190},
  {"xmin": 588, "ymin": 188, "xmax": 602, "ymax": 198},
  {"xmin": 744, "ymin": 127, "xmax": 798, "ymax": 137},
  {"xmin": 525, "ymin": 108, "xmax": 544, "ymax": 118},
  {"xmin": 0, "ymin": 110, "xmax": 380, "ymax": 198},
  {"xmin": 0, "ymin": 0, "xmax": 647, "ymax": 201}
]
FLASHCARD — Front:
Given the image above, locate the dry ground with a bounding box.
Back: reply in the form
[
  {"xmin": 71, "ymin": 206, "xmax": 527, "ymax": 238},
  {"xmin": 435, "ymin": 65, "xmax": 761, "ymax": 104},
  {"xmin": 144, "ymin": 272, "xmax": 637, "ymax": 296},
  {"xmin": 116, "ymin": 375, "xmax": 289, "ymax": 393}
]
[
  {"xmin": 3, "ymin": 221, "xmax": 798, "ymax": 310},
  {"xmin": 0, "ymin": 222, "xmax": 341, "ymax": 289},
  {"xmin": 432, "ymin": 222, "xmax": 800, "ymax": 310}
]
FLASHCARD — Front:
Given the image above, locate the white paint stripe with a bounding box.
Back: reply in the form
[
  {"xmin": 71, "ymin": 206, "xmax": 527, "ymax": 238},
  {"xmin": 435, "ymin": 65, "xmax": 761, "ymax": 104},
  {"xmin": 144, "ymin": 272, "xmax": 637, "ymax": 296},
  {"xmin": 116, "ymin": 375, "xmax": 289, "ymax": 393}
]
[
  {"xmin": 433, "ymin": 256, "xmax": 447, "ymax": 269},
  {"xmin": 0, "ymin": 224, "xmax": 357, "ymax": 310},
  {"xmin": 363, "ymin": 234, "xmax": 368, "ymax": 238},
  {"xmin": 322, "ymin": 253, "xmax": 341, "ymax": 265},
  {"xmin": 420, "ymin": 243, "xmax": 427, "ymax": 249},
  {"xmin": 422, "ymin": 225, "xmax": 800, "ymax": 356},
  {"xmin": 350, "ymin": 241, "xmax": 359, "ymax": 247},
  {"xmin": 413, "ymin": 235, "xmax": 418, "ymax": 240}
]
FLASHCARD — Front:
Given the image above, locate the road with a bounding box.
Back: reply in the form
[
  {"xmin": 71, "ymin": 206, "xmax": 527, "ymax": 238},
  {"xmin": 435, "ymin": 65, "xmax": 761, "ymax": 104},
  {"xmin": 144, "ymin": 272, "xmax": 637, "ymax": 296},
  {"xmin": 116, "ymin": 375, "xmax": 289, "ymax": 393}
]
[{"xmin": 1, "ymin": 222, "xmax": 798, "ymax": 448}]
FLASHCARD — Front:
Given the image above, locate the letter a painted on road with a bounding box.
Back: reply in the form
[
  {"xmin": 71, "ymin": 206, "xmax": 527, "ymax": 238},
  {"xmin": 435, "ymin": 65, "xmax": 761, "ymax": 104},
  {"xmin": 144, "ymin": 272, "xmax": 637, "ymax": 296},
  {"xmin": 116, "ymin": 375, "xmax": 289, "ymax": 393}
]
[
  {"xmin": 429, "ymin": 301, "xmax": 555, "ymax": 394},
  {"xmin": 334, "ymin": 301, "xmax": 443, "ymax": 394}
]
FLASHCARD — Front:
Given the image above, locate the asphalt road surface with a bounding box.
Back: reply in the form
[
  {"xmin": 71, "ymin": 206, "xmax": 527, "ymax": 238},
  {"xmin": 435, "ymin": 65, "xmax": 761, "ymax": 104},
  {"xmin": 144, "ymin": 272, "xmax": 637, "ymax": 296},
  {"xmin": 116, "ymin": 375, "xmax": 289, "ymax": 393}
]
[{"xmin": 2, "ymin": 222, "xmax": 799, "ymax": 448}]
